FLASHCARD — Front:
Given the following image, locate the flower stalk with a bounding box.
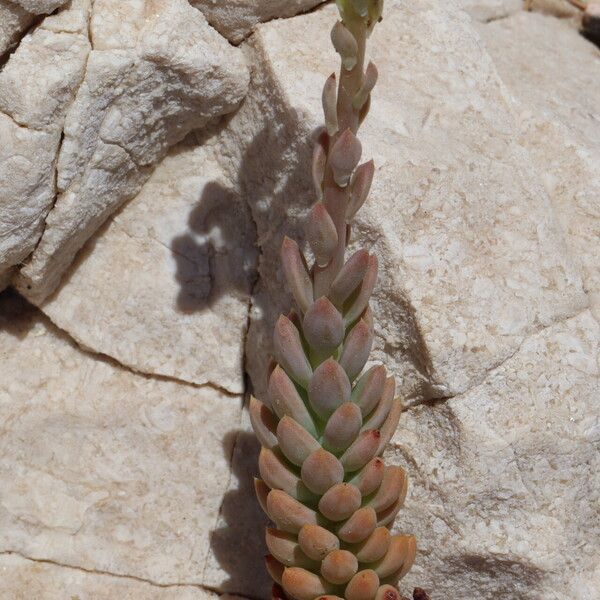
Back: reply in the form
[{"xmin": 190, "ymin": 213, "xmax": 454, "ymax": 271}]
[{"xmin": 251, "ymin": 2, "xmax": 416, "ymax": 599}]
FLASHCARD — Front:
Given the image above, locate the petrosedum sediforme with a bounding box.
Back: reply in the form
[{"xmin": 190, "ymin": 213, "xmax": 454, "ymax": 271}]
[{"xmin": 251, "ymin": 2, "xmax": 416, "ymax": 599}]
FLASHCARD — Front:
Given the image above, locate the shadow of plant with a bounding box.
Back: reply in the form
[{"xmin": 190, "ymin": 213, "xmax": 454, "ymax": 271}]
[{"xmin": 209, "ymin": 429, "xmax": 271, "ymax": 599}]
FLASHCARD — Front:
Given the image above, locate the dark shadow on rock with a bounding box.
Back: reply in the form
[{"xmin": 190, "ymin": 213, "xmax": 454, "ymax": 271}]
[
  {"xmin": 171, "ymin": 178, "xmax": 258, "ymax": 315},
  {"xmin": 209, "ymin": 429, "xmax": 271, "ymax": 599},
  {"xmin": 0, "ymin": 288, "xmax": 38, "ymax": 340}
]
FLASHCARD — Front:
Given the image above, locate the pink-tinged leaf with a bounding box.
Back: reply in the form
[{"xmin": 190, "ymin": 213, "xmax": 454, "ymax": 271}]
[
  {"xmin": 319, "ymin": 483, "xmax": 362, "ymax": 521},
  {"xmin": 330, "ymin": 128, "xmax": 362, "ymax": 187},
  {"xmin": 303, "ymin": 296, "xmax": 344, "ymax": 355},
  {"xmin": 266, "ymin": 528, "xmax": 315, "ymax": 569},
  {"xmin": 376, "ymin": 399, "xmax": 403, "ymax": 454},
  {"xmin": 362, "ymin": 376, "xmax": 395, "ymax": 431},
  {"xmin": 281, "ymin": 237, "xmax": 313, "ymax": 314},
  {"xmin": 355, "ymin": 528, "xmax": 391, "ymax": 563},
  {"xmin": 349, "ymin": 457, "xmax": 385, "ymax": 496},
  {"xmin": 298, "ymin": 524, "xmax": 340, "ymax": 561},
  {"xmin": 329, "ymin": 249, "xmax": 370, "ymax": 307},
  {"xmin": 352, "ymin": 364, "xmax": 386, "ymax": 416},
  {"xmin": 273, "ymin": 315, "xmax": 313, "ymax": 388},
  {"xmin": 268, "ymin": 365, "xmax": 316, "ymax": 436},
  {"xmin": 367, "ymin": 466, "xmax": 407, "ymax": 513},
  {"xmin": 346, "ymin": 159, "xmax": 375, "ymax": 222},
  {"xmin": 254, "ymin": 478, "xmax": 271, "ymax": 515},
  {"xmin": 345, "ymin": 569, "xmax": 380, "ymax": 600},
  {"xmin": 308, "ymin": 358, "xmax": 351, "ymax": 419},
  {"xmin": 282, "ymin": 567, "xmax": 332, "ymax": 600},
  {"xmin": 312, "ymin": 134, "xmax": 328, "ymax": 199},
  {"xmin": 323, "ymin": 402, "xmax": 363, "ymax": 453},
  {"xmin": 301, "ymin": 448, "xmax": 344, "ymax": 495},
  {"xmin": 353, "ymin": 61, "xmax": 378, "ymax": 110},
  {"xmin": 249, "ymin": 396, "xmax": 278, "ymax": 449},
  {"xmin": 267, "ymin": 489, "xmax": 318, "ymax": 534},
  {"xmin": 320, "ymin": 549, "xmax": 358, "ymax": 584},
  {"xmin": 337, "ymin": 506, "xmax": 377, "ymax": 544},
  {"xmin": 307, "ymin": 202, "xmax": 338, "ymax": 268},
  {"xmin": 277, "ymin": 416, "xmax": 320, "ymax": 466},
  {"xmin": 339, "ymin": 318, "xmax": 373, "ymax": 381},
  {"xmin": 322, "ymin": 73, "xmax": 339, "ymax": 136},
  {"xmin": 372, "ymin": 535, "xmax": 417, "ymax": 579},
  {"xmin": 259, "ymin": 447, "xmax": 315, "ymax": 503},
  {"xmin": 265, "ymin": 555, "xmax": 285, "ymax": 585},
  {"xmin": 344, "ymin": 254, "xmax": 378, "ymax": 326},
  {"xmin": 331, "ymin": 21, "xmax": 358, "ymax": 70},
  {"xmin": 340, "ymin": 429, "xmax": 381, "ymax": 472}
]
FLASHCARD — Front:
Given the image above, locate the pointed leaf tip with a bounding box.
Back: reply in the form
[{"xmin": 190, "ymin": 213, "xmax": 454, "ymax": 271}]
[{"xmin": 330, "ymin": 129, "xmax": 362, "ymax": 188}]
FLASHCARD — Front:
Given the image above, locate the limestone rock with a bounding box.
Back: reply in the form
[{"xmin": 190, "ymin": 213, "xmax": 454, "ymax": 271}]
[
  {"xmin": 393, "ymin": 310, "xmax": 600, "ymax": 599},
  {"xmin": 39, "ymin": 132, "xmax": 258, "ymax": 393},
  {"xmin": 477, "ymin": 12, "xmax": 600, "ymax": 322},
  {"xmin": 455, "ymin": 0, "xmax": 521, "ymax": 23},
  {"xmin": 0, "ymin": 0, "xmax": 91, "ymax": 289},
  {"xmin": 0, "ymin": 553, "xmax": 225, "ymax": 599},
  {"xmin": 233, "ymin": 0, "xmax": 586, "ymax": 403},
  {"xmin": 15, "ymin": 0, "xmax": 249, "ymax": 304},
  {"xmin": 190, "ymin": 0, "xmax": 326, "ymax": 44},
  {"xmin": 0, "ymin": 0, "xmax": 34, "ymax": 57},
  {"xmin": 10, "ymin": 0, "xmax": 67, "ymax": 13},
  {"xmin": 0, "ymin": 291, "xmax": 243, "ymax": 586}
]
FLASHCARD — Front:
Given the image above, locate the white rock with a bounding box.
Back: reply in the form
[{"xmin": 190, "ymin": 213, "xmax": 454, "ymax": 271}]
[
  {"xmin": 39, "ymin": 133, "xmax": 257, "ymax": 393},
  {"xmin": 0, "ymin": 553, "xmax": 224, "ymax": 599},
  {"xmin": 9, "ymin": 0, "xmax": 66, "ymax": 13},
  {"xmin": 15, "ymin": 0, "xmax": 249, "ymax": 304},
  {"xmin": 478, "ymin": 12, "xmax": 600, "ymax": 323},
  {"xmin": 0, "ymin": 0, "xmax": 91, "ymax": 289},
  {"xmin": 0, "ymin": 291, "xmax": 243, "ymax": 586},
  {"xmin": 0, "ymin": 0, "xmax": 34, "ymax": 57},
  {"xmin": 455, "ymin": 0, "xmax": 521, "ymax": 22},
  {"xmin": 190, "ymin": 0, "xmax": 326, "ymax": 43},
  {"xmin": 231, "ymin": 0, "xmax": 586, "ymax": 402},
  {"xmin": 393, "ymin": 310, "xmax": 600, "ymax": 599},
  {"xmin": 0, "ymin": 116, "xmax": 59, "ymax": 287}
]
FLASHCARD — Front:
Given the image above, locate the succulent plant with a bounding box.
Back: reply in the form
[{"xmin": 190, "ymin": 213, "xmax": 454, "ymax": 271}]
[{"xmin": 250, "ymin": 2, "xmax": 416, "ymax": 599}]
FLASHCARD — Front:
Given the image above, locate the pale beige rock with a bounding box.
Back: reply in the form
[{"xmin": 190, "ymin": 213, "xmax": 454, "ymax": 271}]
[
  {"xmin": 0, "ymin": 2, "xmax": 91, "ymax": 130},
  {"xmin": 233, "ymin": 0, "xmax": 586, "ymax": 402},
  {"xmin": 393, "ymin": 310, "xmax": 600, "ymax": 599},
  {"xmin": 15, "ymin": 0, "xmax": 249, "ymax": 304},
  {"xmin": 0, "ymin": 116, "xmax": 59, "ymax": 283},
  {"xmin": 478, "ymin": 12, "xmax": 600, "ymax": 322},
  {"xmin": 0, "ymin": 291, "xmax": 243, "ymax": 586},
  {"xmin": 0, "ymin": 0, "xmax": 91, "ymax": 289},
  {"xmin": 0, "ymin": 0, "xmax": 34, "ymax": 57},
  {"xmin": 9, "ymin": 0, "xmax": 67, "ymax": 13},
  {"xmin": 456, "ymin": 0, "xmax": 521, "ymax": 22},
  {"xmin": 190, "ymin": 0, "xmax": 327, "ymax": 43},
  {"xmin": 0, "ymin": 553, "xmax": 223, "ymax": 599},
  {"xmin": 39, "ymin": 133, "xmax": 257, "ymax": 393}
]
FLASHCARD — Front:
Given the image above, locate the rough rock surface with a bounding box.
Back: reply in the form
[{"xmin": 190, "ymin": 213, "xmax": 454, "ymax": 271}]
[
  {"xmin": 0, "ymin": 291, "xmax": 244, "ymax": 588},
  {"xmin": 190, "ymin": 0, "xmax": 326, "ymax": 43},
  {"xmin": 234, "ymin": 0, "xmax": 586, "ymax": 403},
  {"xmin": 1, "ymin": 0, "xmax": 599, "ymax": 598},
  {"xmin": 394, "ymin": 310, "xmax": 600, "ymax": 599},
  {"xmin": 14, "ymin": 0, "xmax": 249, "ymax": 303},
  {"xmin": 39, "ymin": 132, "xmax": 257, "ymax": 393},
  {"xmin": 0, "ymin": 0, "xmax": 34, "ymax": 57},
  {"xmin": 0, "ymin": 0, "xmax": 91, "ymax": 290},
  {"xmin": 477, "ymin": 11, "xmax": 600, "ymax": 322},
  {"xmin": 0, "ymin": 553, "xmax": 228, "ymax": 599},
  {"xmin": 10, "ymin": 0, "xmax": 67, "ymax": 13},
  {"xmin": 456, "ymin": 0, "xmax": 522, "ymax": 22}
]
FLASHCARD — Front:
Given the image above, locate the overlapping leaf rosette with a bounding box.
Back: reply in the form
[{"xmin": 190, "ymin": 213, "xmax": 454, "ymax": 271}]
[{"xmin": 251, "ymin": 2, "xmax": 416, "ymax": 599}]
